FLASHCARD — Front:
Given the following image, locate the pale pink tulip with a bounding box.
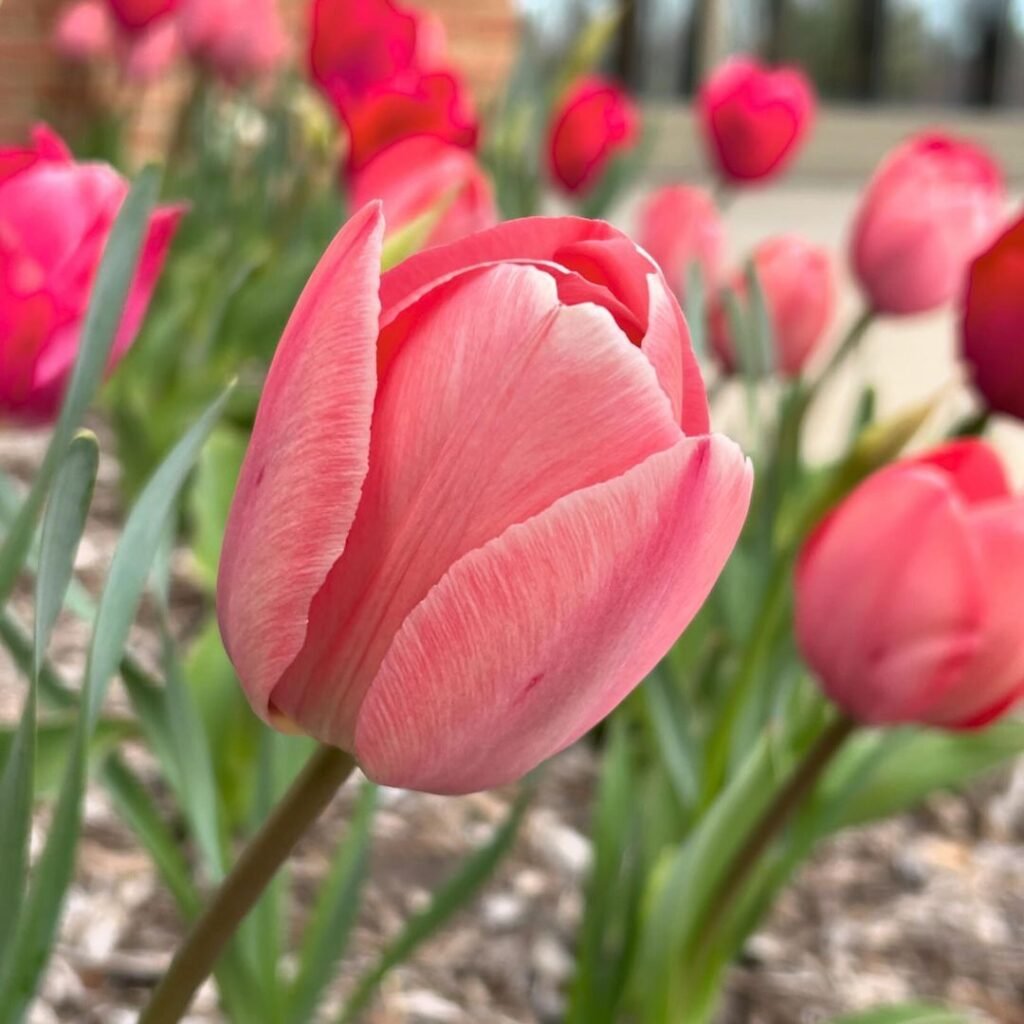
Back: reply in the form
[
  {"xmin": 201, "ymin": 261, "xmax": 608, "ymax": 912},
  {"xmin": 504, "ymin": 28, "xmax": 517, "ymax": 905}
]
[
  {"xmin": 636, "ymin": 184, "xmax": 723, "ymax": 300},
  {"xmin": 218, "ymin": 205, "xmax": 752, "ymax": 794},
  {"xmin": 851, "ymin": 133, "xmax": 1006, "ymax": 315},
  {"xmin": 796, "ymin": 440, "xmax": 1024, "ymax": 729},
  {"xmin": 0, "ymin": 125, "xmax": 182, "ymax": 423},
  {"xmin": 711, "ymin": 236, "xmax": 835, "ymax": 378},
  {"xmin": 179, "ymin": 0, "xmax": 288, "ymax": 82},
  {"xmin": 53, "ymin": 0, "xmax": 117, "ymax": 62},
  {"xmin": 349, "ymin": 136, "xmax": 497, "ymax": 249}
]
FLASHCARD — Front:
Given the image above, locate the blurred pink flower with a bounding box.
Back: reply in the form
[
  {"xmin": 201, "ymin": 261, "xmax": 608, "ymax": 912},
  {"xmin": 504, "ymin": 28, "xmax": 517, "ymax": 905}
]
[
  {"xmin": 217, "ymin": 204, "xmax": 751, "ymax": 794},
  {"xmin": 53, "ymin": 0, "xmax": 116, "ymax": 63},
  {"xmin": 106, "ymin": 0, "xmax": 179, "ymax": 33},
  {"xmin": 698, "ymin": 56, "xmax": 815, "ymax": 184},
  {"xmin": 179, "ymin": 0, "xmax": 288, "ymax": 82},
  {"xmin": 796, "ymin": 440, "xmax": 1024, "ymax": 729},
  {"xmin": 636, "ymin": 184, "xmax": 724, "ymax": 301},
  {"xmin": 0, "ymin": 125, "xmax": 182, "ymax": 423},
  {"xmin": 710, "ymin": 236, "xmax": 835, "ymax": 378},
  {"xmin": 851, "ymin": 132, "xmax": 1006, "ymax": 315}
]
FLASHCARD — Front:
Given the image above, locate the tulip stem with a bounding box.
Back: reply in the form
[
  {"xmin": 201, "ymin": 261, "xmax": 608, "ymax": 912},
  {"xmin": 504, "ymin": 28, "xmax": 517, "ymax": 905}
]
[
  {"xmin": 815, "ymin": 306, "xmax": 875, "ymax": 393},
  {"xmin": 139, "ymin": 744, "xmax": 357, "ymax": 1024}
]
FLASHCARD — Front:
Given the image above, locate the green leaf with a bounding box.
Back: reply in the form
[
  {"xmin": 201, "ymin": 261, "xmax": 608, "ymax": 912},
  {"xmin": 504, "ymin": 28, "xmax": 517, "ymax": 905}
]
[
  {"xmin": 642, "ymin": 669, "xmax": 699, "ymax": 812},
  {"xmin": 189, "ymin": 427, "xmax": 247, "ymax": 588},
  {"xmin": 338, "ymin": 784, "xmax": 532, "ymax": 1023},
  {"xmin": 286, "ymin": 781, "xmax": 378, "ymax": 1024},
  {"xmin": 0, "ymin": 167, "xmax": 161, "ymax": 605},
  {"xmin": 684, "ymin": 261, "xmax": 706, "ymax": 362},
  {"xmin": 829, "ymin": 1004, "xmax": 966, "ymax": 1024},
  {"xmin": 0, "ymin": 434, "xmax": 98, "ymax": 967},
  {"xmin": 0, "ymin": 387, "xmax": 230, "ymax": 1018}
]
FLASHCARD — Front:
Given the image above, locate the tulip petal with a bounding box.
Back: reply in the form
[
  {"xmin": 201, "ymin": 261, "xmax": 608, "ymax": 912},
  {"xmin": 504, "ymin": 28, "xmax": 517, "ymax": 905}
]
[
  {"xmin": 910, "ymin": 439, "xmax": 1011, "ymax": 505},
  {"xmin": 351, "ymin": 433, "xmax": 751, "ymax": 793},
  {"xmin": 796, "ymin": 466, "xmax": 985, "ymax": 725},
  {"xmin": 270, "ymin": 263, "xmax": 685, "ymax": 746},
  {"xmin": 217, "ymin": 204, "xmax": 384, "ymax": 718}
]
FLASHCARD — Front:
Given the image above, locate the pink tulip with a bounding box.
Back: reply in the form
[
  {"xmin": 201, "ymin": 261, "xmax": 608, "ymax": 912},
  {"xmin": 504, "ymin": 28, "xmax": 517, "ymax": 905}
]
[
  {"xmin": 547, "ymin": 76, "xmax": 640, "ymax": 196},
  {"xmin": 698, "ymin": 56, "xmax": 815, "ymax": 184},
  {"xmin": 178, "ymin": 0, "xmax": 287, "ymax": 82},
  {"xmin": 53, "ymin": 0, "xmax": 117, "ymax": 63},
  {"xmin": 218, "ymin": 205, "xmax": 752, "ymax": 794},
  {"xmin": 961, "ymin": 212, "xmax": 1024, "ymax": 421},
  {"xmin": 851, "ymin": 133, "xmax": 1006, "ymax": 316},
  {"xmin": 0, "ymin": 125, "xmax": 182, "ymax": 423},
  {"xmin": 349, "ymin": 136, "xmax": 497, "ymax": 249},
  {"xmin": 710, "ymin": 236, "xmax": 834, "ymax": 377},
  {"xmin": 106, "ymin": 0, "xmax": 178, "ymax": 33},
  {"xmin": 635, "ymin": 184, "xmax": 724, "ymax": 300},
  {"xmin": 796, "ymin": 440, "xmax": 1024, "ymax": 729}
]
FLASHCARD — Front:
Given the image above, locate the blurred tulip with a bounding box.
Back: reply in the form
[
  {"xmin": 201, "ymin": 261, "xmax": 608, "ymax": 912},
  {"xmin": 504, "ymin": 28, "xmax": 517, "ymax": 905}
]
[
  {"xmin": 53, "ymin": 0, "xmax": 116, "ymax": 62},
  {"xmin": 339, "ymin": 69, "xmax": 478, "ymax": 172},
  {"xmin": 309, "ymin": 0, "xmax": 444, "ymax": 109},
  {"xmin": 851, "ymin": 133, "xmax": 1006, "ymax": 316},
  {"xmin": 0, "ymin": 125, "xmax": 182, "ymax": 423},
  {"xmin": 796, "ymin": 440, "xmax": 1024, "ymax": 729},
  {"xmin": 179, "ymin": 0, "xmax": 288, "ymax": 82},
  {"xmin": 547, "ymin": 76, "xmax": 640, "ymax": 196},
  {"xmin": 961, "ymin": 213, "xmax": 1024, "ymax": 421},
  {"xmin": 106, "ymin": 0, "xmax": 178, "ymax": 33},
  {"xmin": 710, "ymin": 236, "xmax": 834, "ymax": 377},
  {"xmin": 698, "ymin": 56, "xmax": 815, "ymax": 184},
  {"xmin": 218, "ymin": 204, "xmax": 752, "ymax": 794},
  {"xmin": 636, "ymin": 184, "xmax": 723, "ymax": 300},
  {"xmin": 350, "ymin": 136, "xmax": 497, "ymax": 249}
]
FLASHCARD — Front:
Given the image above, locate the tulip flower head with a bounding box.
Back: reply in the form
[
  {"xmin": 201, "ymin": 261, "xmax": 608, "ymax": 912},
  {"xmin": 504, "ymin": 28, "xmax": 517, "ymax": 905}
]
[
  {"xmin": 636, "ymin": 184, "xmax": 724, "ymax": 301},
  {"xmin": 851, "ymin": 133, "xmax": 1006, "ymax": 316},
  {"xmin": 106, "ymin": 0, "xmax": 178, "ymax": 33},
  {"xmin": 179, "ymin": 0, "xmax": 288, "ymax": 82},
  {"xmin": 547, "ymin": 76, "xmax": 640, "ymax": 196},
  {"xmin": 218, "ymin": 205, "xmax": 752, "ymax": 794},
  {"xmin": 796, "ymin": 440, "xmax": 1024, "ymax": 729},
  {"xmin": 710, "ymin": 236, "xmax": 835, "ymax": 378},
  {"xmin": 698, "ymin": 56, "xmax": 815, "ymax": 185},
  {"xmin": 0, "ymin": 125, "xmax": 182, "ymax": 423},
  {"xmin": 961, "ymin": 212, "xmax": 1024, "ymax": 422},
  {"xmin": 349, "ymin": 136, "xmax": 497, "ymax": 249}
]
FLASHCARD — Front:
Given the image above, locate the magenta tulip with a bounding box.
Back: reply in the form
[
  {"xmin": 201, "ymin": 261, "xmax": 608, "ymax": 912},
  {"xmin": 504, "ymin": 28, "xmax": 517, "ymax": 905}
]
[
  {"xmin": 0, "ymin": 125, "xmax": 182, "ymax": 423},
  {"xmin": 796, "ymin": 440, "xmax": 1024, "ymax": 729},
  {"xmin": 349, "ymin": 136, "xmax": 497, "ymax": 249},
  {"xmin": 636, "ymin": 184, "xmax": 724, "ymax": 300},
  {"xmin": 698, "ymin": 56, "xmax": 815, "ymax": 184},
  {"xmin": 710, "ymin": 236, "xmax": 835, "ymax": 378},
  {"xmin": 851, "ymin": 133, "xmax": 1006, "ymax": 316},
  {"xmin": 961, "ymin": 212, "xmax": 1024, "ymax": 422},
  {"xmin": 218, "ymin": 205, "xmax": 752, "ymax": 794}
]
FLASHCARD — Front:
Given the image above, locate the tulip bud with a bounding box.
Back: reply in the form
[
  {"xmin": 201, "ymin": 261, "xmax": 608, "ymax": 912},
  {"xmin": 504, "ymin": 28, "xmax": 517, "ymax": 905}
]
[
  {"xmin": 106, "ymin": 0, "xmax": 178, "ymax": 33},
  {"xmin": 961, "ymin": 212, "xmax": 1024, "ymax": 422},
  {"xmin": 546, "ymin": 76, "xmax": 640, "ymax": 197},
  {"xmin": 710, "ymin": 236, "xmax": 835, "ymax": 378},
  {"xmin": 178, "ymin": 0, "xmax": 288, "ymax": 83},
  {"xmin": 218, "ymin": 205, "xmax": 752, "ymax": 794},
  {"xmin": 635, "ymin": 184, "xmax": 723, "ymax": 302},
  {"xmin": 0, "ymin": 125, "xmax": 182, "ymax": 423},
  {"xmin": 698, "ymin": 56, "xmax": 815, "ymax": 185},
  {"xmin": 796, "ymin": 440, "xmax": 1024, "ymax": 729},
  {"xmin": 851, "ymin": 133, "xmax": 1006, "ymax": 316}
]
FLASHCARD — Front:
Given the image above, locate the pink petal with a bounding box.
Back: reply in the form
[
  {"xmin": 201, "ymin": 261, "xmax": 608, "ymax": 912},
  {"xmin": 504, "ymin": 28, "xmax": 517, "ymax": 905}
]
[
  {"xmin": 796, "ymin": 465, "xmax": 985, "ymax": 725},
  {"xmin": 353, "ymin": 434, "xmax": 751, "ymax": 793},
  {"xmin": 270, "ymin": 263, "xmax": 684, "ymax": 747},
  {"xmin": 909, "ymin": 439, "xmax": 1011, "ymax": 505},
  {"xmin": 217, "ymin": 204, "xmax": 384, "ymax": 719}
]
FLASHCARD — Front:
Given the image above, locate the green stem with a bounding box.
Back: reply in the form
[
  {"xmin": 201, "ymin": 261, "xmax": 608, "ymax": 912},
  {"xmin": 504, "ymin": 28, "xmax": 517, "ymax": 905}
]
[
  {"xmin": 814, "ymin": 306, "xmax": 875, "ymax": 394},
  {"xmin": 139, "ymin": 745, "xmax": 357, "ymax": 1024}
]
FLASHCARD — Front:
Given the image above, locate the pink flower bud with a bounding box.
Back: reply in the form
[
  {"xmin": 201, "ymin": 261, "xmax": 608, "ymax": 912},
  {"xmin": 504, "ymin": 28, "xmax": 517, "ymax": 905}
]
[
  {"xmin": 796, "ymin": 440, "xmax": 1024, "ymax": 729},
  {"xmin": 217, "ymin": 206, "xmax": 752, "ymax": 794},
  {"xmin": 179, "ymin": 0, "xmax": 288, "ymax": 83},
  {"xmin": 698, "ymin": 56, "xmax": 815, "ymax": 185},
  {"xmin": 0, "ymin": 125, "xmax": 182, "ymax": 423},
  {"xmin": 851, "ymin": 133, "xmax": 1006, "ymax": 316},
  {"xmin": 961, "ymin": 212, "xmax": 1024, "ymax": 422}
]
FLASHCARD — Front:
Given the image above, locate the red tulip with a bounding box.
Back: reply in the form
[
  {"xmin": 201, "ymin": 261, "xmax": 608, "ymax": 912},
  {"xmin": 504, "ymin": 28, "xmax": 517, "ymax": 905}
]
[
  {"xmin": 217, "ymin": 205, "xmax": 752, "ymax": 794},
  {"xmin": 851, "ymin": 133, "xmax": 1006, "ymax": 316},
  {"xmin": 962, "ymin": 213, "xmax": 1024, "ymax": 421},
  {"xmin": 0, "ymin": 126, "xmax": 182, "ymax": 423},
  {"xmin": 309, "ymin": 0, "xmax": 444, "ymax": 109},
  {"xmin": 547, "ymin": 76, "xmax": 640, "ymax": 196},
  {"xmin": 179, "ymin": 0, "xmax": 287, "ymax": 82},
  {"xmin": 106, "ymin": 0, "xmax": 178, "ymax": 33},
  {"xmin": 796, "ymin": 440, "xmax": 1024, "ymax": 729},
  {"xmin": 698, "ymin": 56, "xmax": 815, "ymax": 184},
  {"xmin": 710, "ymin": 236, "xmax": 834, "ymax": 377},
  {"xmin": 350, "ymin": 136, "xmax": 497, "ymax": 249},
  {"xmin": 636, "ymin": 184, "xmax": 724, "ymax": 300},
  {"xmin": 339, "ymin": 69, "xmax": 478, "ymax": 172}
]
